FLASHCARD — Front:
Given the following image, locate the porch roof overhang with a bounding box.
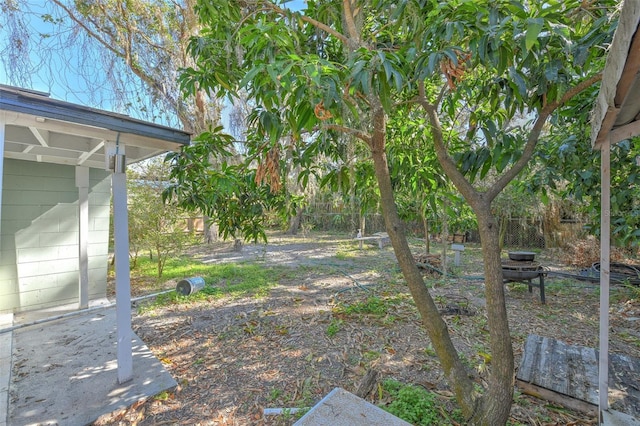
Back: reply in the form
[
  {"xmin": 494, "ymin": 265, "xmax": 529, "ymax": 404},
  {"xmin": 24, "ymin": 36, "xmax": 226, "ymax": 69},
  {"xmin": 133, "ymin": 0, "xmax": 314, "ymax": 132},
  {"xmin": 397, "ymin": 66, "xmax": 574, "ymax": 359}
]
[
  {"xmin": 0, "ymin": 84, "xmax": 191, "ymax": 168},
  {"xmin": 591, "ymin": 1, "xmax": 640, "ymax": 150}
]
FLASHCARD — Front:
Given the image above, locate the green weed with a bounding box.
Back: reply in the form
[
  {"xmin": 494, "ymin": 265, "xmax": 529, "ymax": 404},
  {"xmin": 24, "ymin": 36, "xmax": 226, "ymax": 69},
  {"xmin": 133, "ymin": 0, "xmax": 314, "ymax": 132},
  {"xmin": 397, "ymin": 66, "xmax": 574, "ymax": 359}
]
[
  {"xmin": 268, "ymin": 388, "xmax": 283, "ymax": 402},
  {"xmin": 380, "ymin": 379, "xmax": 462, "ymax": 425},
  {"xmin": 423, "ymin": 345, "xmax": 436, "ymax": 357},
  {"xmin": 338, "ymin": 296, "xmax": 391, "ymax": 316},
  {"xmin": 154, "ymin": 390, "xmax": 171, "ymax": 401},
  {"xmin": 326, "ymin": 318, "xmax": 343, "ymax": 337},
  {"xmin": 363, "ymin": 350, "xmax": 381, "ymax": 362}
]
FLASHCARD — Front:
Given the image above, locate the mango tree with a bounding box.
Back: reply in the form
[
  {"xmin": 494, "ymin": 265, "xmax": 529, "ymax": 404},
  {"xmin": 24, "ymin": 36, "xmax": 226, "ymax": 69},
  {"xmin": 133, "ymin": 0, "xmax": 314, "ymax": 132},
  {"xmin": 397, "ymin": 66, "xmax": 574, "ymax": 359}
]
[{"xmin": 177, "ymin": 0, "xmax": 617, "ymax": 423}]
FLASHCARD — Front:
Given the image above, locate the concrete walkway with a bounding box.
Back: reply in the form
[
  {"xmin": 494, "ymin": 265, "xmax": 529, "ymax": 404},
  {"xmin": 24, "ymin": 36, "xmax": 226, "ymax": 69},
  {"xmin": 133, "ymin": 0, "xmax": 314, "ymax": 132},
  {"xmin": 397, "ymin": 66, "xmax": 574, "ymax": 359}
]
[
  {"xmin": 1, "ymin": 305, "xmax": 176, "ymax": 426},
  {"xmin": 294, "ymin": 388, "xmax": 411, "ymax": 426}
]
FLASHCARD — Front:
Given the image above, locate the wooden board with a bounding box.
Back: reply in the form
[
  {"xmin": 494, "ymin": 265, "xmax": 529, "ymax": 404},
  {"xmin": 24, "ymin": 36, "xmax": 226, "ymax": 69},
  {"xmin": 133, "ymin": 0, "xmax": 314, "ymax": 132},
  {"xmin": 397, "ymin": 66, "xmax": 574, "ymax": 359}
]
[{"xmin": 516, "ymin": 334, "xmax": 640, "ymax": 418}]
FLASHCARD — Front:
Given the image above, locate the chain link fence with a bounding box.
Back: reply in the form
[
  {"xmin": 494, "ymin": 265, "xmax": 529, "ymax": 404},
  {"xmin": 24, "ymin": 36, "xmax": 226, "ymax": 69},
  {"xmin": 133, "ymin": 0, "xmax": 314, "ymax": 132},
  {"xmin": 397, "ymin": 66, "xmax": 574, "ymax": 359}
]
[{"xmin": 303, "ymin": 203, "xmax": 585, "ymax": 249}]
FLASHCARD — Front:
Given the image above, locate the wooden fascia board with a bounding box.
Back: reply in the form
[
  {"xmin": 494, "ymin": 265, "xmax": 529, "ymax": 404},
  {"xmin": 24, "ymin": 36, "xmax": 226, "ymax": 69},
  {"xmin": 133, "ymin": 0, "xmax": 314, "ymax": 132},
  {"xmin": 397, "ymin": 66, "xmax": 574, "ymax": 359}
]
[
  {"xmin": 609, "ymin": 119, "xmax": 640, "ymax": 145},
  {"xmin": 3, "ymin": 111, "xmax": 185, "ymax": 152},
  {"xmin": 591, "ymin": 0, "xmax": 640, "ymax": 150},
  {"xmin": 0, "ymin": 88, "xmax": 191, "ymax": 146}
]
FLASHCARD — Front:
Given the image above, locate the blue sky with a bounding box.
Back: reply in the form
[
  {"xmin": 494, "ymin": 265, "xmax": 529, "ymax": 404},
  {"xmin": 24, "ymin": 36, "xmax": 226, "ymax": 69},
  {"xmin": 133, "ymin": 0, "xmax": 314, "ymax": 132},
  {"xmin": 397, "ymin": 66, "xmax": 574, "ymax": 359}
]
[
  {"xmin": 0, "ymin": 2, "xmax": 107, "ymax": 105},
  {"xmin": 1, "ymin": 0, "xmax": 307, "ymax": 128}
]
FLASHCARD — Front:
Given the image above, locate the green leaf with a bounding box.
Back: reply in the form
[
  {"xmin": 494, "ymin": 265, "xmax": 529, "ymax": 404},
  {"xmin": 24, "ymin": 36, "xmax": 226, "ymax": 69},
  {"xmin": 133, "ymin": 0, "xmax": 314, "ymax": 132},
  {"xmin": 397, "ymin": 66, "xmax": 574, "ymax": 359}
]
[
  {"xmin": 240, "ymin": 65, "xmax": 263, "ymax": 88},
  {"xmin": 544, "ymin": 60, "xmax": 560, "ymax": 83},
  {"xmin": 508, "ymin": 67, "xmax": 527, "ymax": 97},
  {"xmin": 427, "ymin": 52, "xmax": 441, "ymax": 75},
  {"xmin": 496, "ymin": 150, "xmax": 510, "ymax": 173},
  {"xmin": 525, "ymin": 18, "xmax": 544, "ymax": 51}
]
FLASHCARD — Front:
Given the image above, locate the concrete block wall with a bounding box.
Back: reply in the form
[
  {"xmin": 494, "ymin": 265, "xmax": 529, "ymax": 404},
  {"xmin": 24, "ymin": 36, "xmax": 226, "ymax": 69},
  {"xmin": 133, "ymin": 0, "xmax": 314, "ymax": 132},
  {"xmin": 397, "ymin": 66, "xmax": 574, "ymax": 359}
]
[{"xmin": 0, "ymin": 159, "xmax": 111, "ymax": 313}]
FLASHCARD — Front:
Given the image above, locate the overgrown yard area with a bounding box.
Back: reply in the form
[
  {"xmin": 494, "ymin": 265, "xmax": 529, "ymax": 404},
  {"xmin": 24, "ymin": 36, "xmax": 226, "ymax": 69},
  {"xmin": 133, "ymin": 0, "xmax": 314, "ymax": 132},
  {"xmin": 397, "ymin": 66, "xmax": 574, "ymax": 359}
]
[{"xmin": 99, "ymin": 232, "xmax": 640, "ymax": 425}]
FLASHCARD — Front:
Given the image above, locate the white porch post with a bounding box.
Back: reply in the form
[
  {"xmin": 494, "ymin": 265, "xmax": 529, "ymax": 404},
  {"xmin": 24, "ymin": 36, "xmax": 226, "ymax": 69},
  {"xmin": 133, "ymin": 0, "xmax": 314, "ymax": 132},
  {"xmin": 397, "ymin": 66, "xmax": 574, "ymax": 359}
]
[
  {"xmin": 106, "ymin": 141, "xmax": 133, "ymax": 384},
  {"xmin": 76, "ymin": 166, "xmax": 90, "ymax": 309},
  {"xmin": 598, "ymin": 139, "xmax": 611, "ymax": 421}
]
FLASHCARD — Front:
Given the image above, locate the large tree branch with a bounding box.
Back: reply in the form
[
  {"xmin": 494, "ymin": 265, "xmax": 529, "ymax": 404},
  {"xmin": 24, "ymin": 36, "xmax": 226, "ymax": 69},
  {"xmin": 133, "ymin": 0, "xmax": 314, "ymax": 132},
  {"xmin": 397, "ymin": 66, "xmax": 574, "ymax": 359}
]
[
  {"xmin": 52, "ymin": 0, "xmax": 192, "ymax": 126},
  {"xmin": 485, "ymin": 72, "xmax": 603, "ymax": 201},
  {"xmin": 324, "ymin": 124, "xmax": 372, "ymax": 147},
  {"xmin": 419, "ymin": 73, "xmax": 603, "ymax": 207},
  {"xmin": 262, "ymin": 1, "xmax": 348, "ymax": 44},
  {"xmin": 417, "ymin": 81, "xmax": 480, "ymax": 205},
  {"xmin": 51, "ymin": 0, "xmax": 123, "ymax": 59},
  {"xmin": 342, "ymin": 0, "xmax": 360, "ymax": 42}
]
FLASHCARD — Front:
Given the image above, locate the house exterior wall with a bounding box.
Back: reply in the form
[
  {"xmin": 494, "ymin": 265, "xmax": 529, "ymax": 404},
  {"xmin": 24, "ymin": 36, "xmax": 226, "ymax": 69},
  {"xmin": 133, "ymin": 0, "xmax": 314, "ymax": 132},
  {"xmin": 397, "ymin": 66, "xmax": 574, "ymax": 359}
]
[{"xmin": 0, "ymin": 159, "xmax": 110, "ymax": 313}]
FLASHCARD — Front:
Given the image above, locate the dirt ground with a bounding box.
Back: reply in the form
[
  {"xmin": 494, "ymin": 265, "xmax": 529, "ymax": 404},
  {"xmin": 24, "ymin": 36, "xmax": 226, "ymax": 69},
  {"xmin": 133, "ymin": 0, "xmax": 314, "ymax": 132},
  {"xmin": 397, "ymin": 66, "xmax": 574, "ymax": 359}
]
[{"xmin": 97, "ymin": 232, "xmax": 640, "ymax": 425}]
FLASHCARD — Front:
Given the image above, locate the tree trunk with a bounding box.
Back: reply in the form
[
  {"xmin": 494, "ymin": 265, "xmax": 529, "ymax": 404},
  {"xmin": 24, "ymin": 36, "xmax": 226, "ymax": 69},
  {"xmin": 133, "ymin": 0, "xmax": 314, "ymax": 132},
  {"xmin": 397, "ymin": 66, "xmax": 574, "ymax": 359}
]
[
  {"xmin": 359, "ymin": 214, "xmax": 366, "ymax": 237},
  {"xmin": 469, "ymin": 203, "xmax": 514, "ymax": 425},
  {"xmin": 287, "ymin": 207, "xmax": 304, "ymax": 235},
  {"xmin": 367, "ymin": 107, "xmax": 478, "ymax": 418},
  {"xmin": 441, "ymin": 200, "xmax": 449, "ymax": 278},
  {"xmin": 203, "ymin": 217, "xmax": 218, "ymax": 244},
  {"xmin": 349, "ymin": 143, "xmax": 358, "ymax": 233},
  {"xmin": 421, "ymin": 98, "xmax": 518, "ymax": 424},
  {"xmin": 422, "ymin": 214, "xmax": 430, "ymax": 254}
]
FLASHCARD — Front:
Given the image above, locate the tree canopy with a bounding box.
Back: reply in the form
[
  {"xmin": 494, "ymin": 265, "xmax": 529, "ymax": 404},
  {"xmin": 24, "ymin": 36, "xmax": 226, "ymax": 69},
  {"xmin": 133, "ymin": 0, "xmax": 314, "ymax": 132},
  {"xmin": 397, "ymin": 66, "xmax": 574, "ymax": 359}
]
[{"xmin": 173, "ymin": 0, "xmax": 619, "ymax": 424}]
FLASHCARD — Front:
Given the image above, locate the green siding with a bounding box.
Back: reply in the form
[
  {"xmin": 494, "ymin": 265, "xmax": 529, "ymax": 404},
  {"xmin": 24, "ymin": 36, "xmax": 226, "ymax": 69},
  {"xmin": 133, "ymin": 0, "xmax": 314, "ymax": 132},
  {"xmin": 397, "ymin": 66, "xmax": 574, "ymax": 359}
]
[{"xmin": 1, "ymin": 159, "xmax": 111, "ymax": 313}]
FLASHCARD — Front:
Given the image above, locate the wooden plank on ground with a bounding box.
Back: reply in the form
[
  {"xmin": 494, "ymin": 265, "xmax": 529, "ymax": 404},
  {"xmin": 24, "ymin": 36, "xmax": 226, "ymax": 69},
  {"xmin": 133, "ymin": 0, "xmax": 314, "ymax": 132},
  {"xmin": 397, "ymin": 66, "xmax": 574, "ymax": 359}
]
[
  {"xmin": 516, "ymin": 380, "xmax": 597, "ymax": 415},
  {"xmin": 607, "ymin": 352, "xmax": 640, "ymax": 416},
  {"xmin": 516, "ymin": 334, "xmax": 640, "ymax": 419}
]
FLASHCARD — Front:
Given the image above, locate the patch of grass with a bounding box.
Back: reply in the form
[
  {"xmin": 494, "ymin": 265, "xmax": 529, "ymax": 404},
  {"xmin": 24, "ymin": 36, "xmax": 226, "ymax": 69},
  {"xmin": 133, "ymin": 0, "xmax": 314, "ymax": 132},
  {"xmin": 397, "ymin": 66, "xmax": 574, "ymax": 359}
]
[
  {"xmin": 335, "ymin": 296, "xmax": 394, "ymax": 317},
  {"xmin": 505, "ymin": 282, "xmax": 530, "ymax": 294},
  {"xmin": 137, "ymin": 262, "xmax": 284, "ymax": 313},
  {"xmin": 132, "ymin": 255, "xmax": 205, "ymax": 280},
  {"xmin": 363, "ymin": 350, "xmax": 381, "ymax": 362},
  {"xmin": 334, "ymin": 248, "xmax": 358, "ymax": 260},
  {"xmin": 612, "ymin": 282, "xmax": 640, "ymax": 303},
  {"xmin": 618, "ymin": 331, "xmax": 640, "ymax": 348},
  {"xmin": 380, "ymin": 379, "xmax": 463, "ymax": 425}
]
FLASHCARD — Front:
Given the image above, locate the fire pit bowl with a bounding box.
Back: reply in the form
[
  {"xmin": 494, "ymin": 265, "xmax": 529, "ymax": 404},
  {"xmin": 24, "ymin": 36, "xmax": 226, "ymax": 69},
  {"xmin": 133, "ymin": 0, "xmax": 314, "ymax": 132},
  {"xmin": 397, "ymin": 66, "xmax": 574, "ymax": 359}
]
[
  {"xmin": 501, "ymin": 259, "xmax": 546, "ymax": 304},
  {"xmin": 502, "ymin": 267, "xmax": 542, "ymax": 281},
  {"xmin": 501, "ymin": 259, "xmax": 542, "ymax": 280},
  {"xmin": 508, "ymin": 251, "xmax": 536, "ymax": 261}
]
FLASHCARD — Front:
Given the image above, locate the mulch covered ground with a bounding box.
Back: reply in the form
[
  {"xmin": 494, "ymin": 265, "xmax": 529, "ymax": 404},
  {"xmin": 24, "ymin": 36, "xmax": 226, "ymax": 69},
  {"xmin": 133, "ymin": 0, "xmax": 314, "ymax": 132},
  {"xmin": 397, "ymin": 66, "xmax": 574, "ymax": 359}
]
[{"xmin": 97, "ymin": 233, "xmax": 640, "ymax": 425}]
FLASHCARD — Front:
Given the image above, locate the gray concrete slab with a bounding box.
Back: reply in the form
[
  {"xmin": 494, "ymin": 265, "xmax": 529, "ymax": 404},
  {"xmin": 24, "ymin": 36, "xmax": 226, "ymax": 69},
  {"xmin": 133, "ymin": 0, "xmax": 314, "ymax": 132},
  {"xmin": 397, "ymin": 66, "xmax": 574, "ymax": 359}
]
[
  {"xmin": 603, "ymin": 409, "xmax": 640, "ymax": 426},
  {"xmin": 294, "ymin": 387, "xmax": 411, "ymax": 426},
  {"xmin": 0, "ymin": 314, "xmax": 12, "ymax": 426},
  {"xmin": 5, "ymin": 306, "xmax": 176, "ymax": 426}
]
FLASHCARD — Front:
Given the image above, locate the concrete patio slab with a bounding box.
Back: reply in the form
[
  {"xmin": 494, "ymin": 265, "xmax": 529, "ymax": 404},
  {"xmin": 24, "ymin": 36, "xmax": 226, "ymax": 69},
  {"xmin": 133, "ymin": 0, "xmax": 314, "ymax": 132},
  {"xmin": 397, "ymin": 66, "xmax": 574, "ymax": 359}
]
[
  {"xmin": 3, "ymin": 306, "xmax": 176, "ymax": 426},
  {"xmin": 0, "ymin": 314, "xmax": 12, "ymax": 426},
  {"xmin": 294, "ymin": 387, "xmax": 411, "ymax": 426}
]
